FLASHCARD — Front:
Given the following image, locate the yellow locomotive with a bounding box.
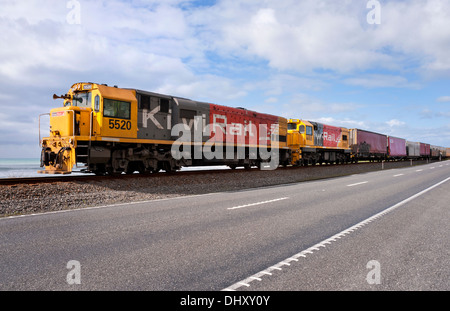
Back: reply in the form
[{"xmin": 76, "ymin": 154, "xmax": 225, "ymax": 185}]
[
  {"xmin": 40, "ymin": 83, "xmax": 139, "ymax": 174},
  {"xmin": 39, "ymin": 82, "xmax": 291, "ymax": 175},
  {"xmin": 287, "ymin": 119, "xmax": 351, "ymax": 165}
]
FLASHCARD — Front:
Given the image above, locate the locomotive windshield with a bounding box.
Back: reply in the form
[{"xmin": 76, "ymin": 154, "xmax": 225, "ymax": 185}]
[
  {"xmin": 65, "ymin": 91, "xmax": 92, "ymax": 108},
  {"xmin": 287, "ymin": 123, "xmax": 297, "ymax": 130}
]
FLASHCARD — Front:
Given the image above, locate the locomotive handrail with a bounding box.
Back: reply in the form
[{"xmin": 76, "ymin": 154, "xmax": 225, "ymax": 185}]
[
  {"xmin": 71, "ymin": 110, "xmax": 75, "ymax": 138},
  {"xmin": 89, "ymin": 111, "xmax": 93, "ymax": 146},
  {"xmin": 38, "ymin": 113, "xmax": 50, "ymax": 146}
]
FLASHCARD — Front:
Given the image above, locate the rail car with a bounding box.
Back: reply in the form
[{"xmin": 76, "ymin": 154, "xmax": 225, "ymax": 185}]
[
  {"xmin": 39, "ymin": 82, "xmax": 290, "ymax": 175},
  {"xmin": 406, "ymin": 141, "xmax": 431, "ymax": 160},
  {"xmin": 430, "ymin": 145, "xmax": 446, "ymax": 160},
  {"xmin": 387, "ymin": 136, "xmax": 407, "ymax": 160},
  {"xmin": 348, "ymin": 128, "xmax": 388, "ymax": 162}
]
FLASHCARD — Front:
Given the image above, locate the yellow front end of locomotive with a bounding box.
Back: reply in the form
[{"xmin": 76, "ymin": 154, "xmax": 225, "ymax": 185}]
[
  {"xmin": 39, "ymin": 82, "xmax": 139, "ymax": 174},
  {"xmin": 287, "ymin": 119, "xmax": 301, "ymax": 165},
  {"xmin": 38, "ymin": 137, "xmax": 76, "ymax": 174}
]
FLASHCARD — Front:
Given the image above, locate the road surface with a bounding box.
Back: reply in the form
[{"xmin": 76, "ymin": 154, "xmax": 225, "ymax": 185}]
[{"xmin": 1, "ymin": 161, "xmax": 449, "ymax": 291}]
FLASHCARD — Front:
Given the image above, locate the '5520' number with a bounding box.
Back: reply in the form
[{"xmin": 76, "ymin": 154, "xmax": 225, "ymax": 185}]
[{"xmin": 108, "ymin": 119, "xmax": 131, "ymax": 130}]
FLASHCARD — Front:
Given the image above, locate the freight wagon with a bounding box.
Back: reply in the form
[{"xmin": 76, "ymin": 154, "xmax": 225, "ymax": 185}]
[
  {"xmin": 406, "ymin": 141, "xmax": 420, "ymax": 158},
  {"xmin": 420, "ymin": 143, "xmax": 430, "ymax": 159},
  {"xmin": 387, "ymin": 136, "xmax": 406, "ymax": 160},
  {"xmin": 349, "ymin": 129, "xmax": 387, "ymax": 161},
  {"xmin": 406, "ymin": 141, "xmax": 431, "ymax": 160},
  {"xmin": 430, "ymin": 145, "xmax": 446, "ymax": 160}
]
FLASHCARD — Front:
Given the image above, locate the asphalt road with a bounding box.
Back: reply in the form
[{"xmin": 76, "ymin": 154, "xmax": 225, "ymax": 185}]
[{"xmin": 1, "ymin": 160, "xmax": 449, "ymax": 291}]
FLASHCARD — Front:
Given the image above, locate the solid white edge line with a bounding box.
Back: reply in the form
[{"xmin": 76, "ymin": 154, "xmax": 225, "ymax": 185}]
[{"xmin": 222, "ymin": 176, "xmax": 450, "ymax": 291}]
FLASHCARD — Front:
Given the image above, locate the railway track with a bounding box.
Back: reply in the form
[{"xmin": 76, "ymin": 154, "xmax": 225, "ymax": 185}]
[
  {"xmin": 0, "ymin": 166, "xmax": 259, "ymax": 186},
  {"xmin": 0, "ymin": 160, "xmax": 438, "ymax": 186}
]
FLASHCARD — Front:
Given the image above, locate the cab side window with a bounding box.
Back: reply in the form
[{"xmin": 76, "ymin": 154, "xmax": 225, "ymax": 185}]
[
  {"xmin": 103, "ymin": 98, "xmax": 131, "ymax": 119},
  {"xmin": 94, "ymin": 95, "xmax": 100, "ymax": 112}
]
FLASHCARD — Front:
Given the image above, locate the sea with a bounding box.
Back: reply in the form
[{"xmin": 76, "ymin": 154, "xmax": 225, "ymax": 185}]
[
  {"xmin": 0, "ymin": 158, "xmax": 231, "ymax": 179},
  {"xmin": 0, "ymin": 158, "xmax": 90, "ymax": 179}
]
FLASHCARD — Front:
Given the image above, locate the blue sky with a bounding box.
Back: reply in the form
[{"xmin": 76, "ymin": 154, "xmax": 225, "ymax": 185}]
[{"xmin": 0, "ymin": 0, "xmax": 449, "ymax": 158}]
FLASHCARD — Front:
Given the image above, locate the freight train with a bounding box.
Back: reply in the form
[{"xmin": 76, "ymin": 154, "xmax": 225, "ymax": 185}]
[{"xmin": 38, "ymin": 82, "xmax": 448, "ymax": 175}]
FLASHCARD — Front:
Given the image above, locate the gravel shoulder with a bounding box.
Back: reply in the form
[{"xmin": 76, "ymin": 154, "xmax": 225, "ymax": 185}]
[{"xmin": 0, "ymin": 161, "xmax": 433, "ymax": 217}]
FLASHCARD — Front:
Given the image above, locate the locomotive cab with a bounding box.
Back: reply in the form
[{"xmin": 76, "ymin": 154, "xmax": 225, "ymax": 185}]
[
  {"xmin": 39, "ymin": 83, "xmax": 97, "ymax": 173},
  {"xmin": 287, "ymin": 119, "xmax": 315, "ymax": 165}
]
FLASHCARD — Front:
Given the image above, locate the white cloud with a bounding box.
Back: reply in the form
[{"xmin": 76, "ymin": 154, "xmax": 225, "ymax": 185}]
[
  {"xmin": 437, "ymin": 96, "xmax": 450, "ymax": 102},
  {"xmin": 192, "ymin": 0, "xmax": 450, "ymax": 78},
  {"xmin": 265, "ymin": 97, "xmax": 278, "ymax": 104},
  {"xmin": 344, "ymin": 74, "xmax": 421, "ymax": 89},
  {"xmin": 386, "ymin": 119, "xmax": 406, "ymax": 127}
]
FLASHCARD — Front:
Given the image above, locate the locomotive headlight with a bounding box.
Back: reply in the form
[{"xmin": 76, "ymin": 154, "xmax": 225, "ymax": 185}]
[{"xmin": 83, "ymin": 84, "xmax": 92, "ymax": 90}]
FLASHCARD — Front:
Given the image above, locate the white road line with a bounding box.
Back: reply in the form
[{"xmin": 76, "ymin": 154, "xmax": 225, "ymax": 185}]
[
  {"xmin": 393, "ymin": 174, "xmax": 404, "ymax": 177},
  {"xmin": 222, "ymin": 176, "xmax": 450, "ymax": 291},
  {"xmin": 227, "ymin": 197, "xmax": 289, "ymax": 210},
  {"xmin": 346, "ymin": 181, "xmax": 368, "ymax": 187},
  {"xmin": 416, "ymin": 169, "xmax": 423, "ymax": 172}
]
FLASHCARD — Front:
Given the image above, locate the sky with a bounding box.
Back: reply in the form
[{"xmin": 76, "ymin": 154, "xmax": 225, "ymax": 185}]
[{"xmin": 0, "ymin": 0, "xmax": 449, "ymax": 158}]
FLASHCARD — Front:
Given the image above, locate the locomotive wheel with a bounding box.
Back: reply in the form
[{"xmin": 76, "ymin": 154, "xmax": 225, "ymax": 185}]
[
  {"xmin": 94, "ymin": 170, "xmax": 106, "ymax": 176},
  {"xmin": 107, "ymin": 167, "xmax": 121, "ymax": 176}
]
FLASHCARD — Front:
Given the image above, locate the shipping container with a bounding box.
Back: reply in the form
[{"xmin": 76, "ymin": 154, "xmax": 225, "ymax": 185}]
[
  {"xmin": 419, "ymin": 143, "xmax": 430, "ymax": 157},
  {"xmin": 387, "ymin": 136, "xmax": 407, "ymax": 158},
  {"xmin": 349, "ymin": 129, "xmax": 387, "ymax": 159},
  {"xmin": 406, "ymin": 141, "xmax": 420, "ymax": 157},
  {"xmin": 430, "ymin": 145, "xmax": 440, "ymax": 158}
]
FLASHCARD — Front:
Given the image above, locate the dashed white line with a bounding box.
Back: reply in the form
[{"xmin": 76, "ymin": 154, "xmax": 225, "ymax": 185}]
[
  {"xmin": 346, "ymin": 181, "xmax": 368, "ymax": 187},
  {"xmin": 416, "ymin": 169, "xmax": 423, "ymax": 172},
  {"xmin": 393, "ymin": 174, "xmax": 404, "ymax": 177},
  {"xmin": 227, "ymin": 197, "xmax": 289, "ymax": 210},
  {"xmin": 223, "ymin": 176, "xmax": 450, "ymax": 291}
]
